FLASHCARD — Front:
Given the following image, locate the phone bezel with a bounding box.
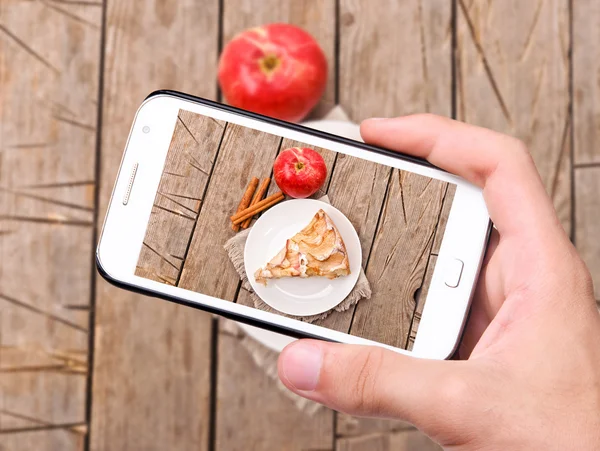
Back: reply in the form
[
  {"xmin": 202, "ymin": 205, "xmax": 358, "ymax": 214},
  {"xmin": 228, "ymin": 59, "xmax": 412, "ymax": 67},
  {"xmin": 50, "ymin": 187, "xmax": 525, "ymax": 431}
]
[{"xmin": 96, "ymin": 91, "xmax": 492, "ymax": 359}]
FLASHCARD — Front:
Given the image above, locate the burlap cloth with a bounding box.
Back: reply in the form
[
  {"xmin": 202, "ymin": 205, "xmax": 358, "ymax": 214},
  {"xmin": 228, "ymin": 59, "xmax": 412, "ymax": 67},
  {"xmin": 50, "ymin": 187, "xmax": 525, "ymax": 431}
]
[{"xmin": 222, "ymin": 106, "xmax": 370, "ymax": 414}]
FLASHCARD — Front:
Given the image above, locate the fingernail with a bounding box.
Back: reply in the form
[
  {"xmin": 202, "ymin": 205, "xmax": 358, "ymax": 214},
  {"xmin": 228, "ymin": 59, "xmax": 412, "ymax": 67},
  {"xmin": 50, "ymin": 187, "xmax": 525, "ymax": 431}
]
[
  {"xmin": 280, "ymin": 341, "xmax": 322, "ymax": 391},
  {"xmin": 365, "ymin": 117, "xmax": 388, "ymax": 121}
]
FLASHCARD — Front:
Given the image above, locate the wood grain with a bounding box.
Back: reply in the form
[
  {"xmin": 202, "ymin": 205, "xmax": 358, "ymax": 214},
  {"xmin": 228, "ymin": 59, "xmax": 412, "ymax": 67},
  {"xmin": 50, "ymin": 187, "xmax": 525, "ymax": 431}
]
[
  {"xmin": 328, "ymin": 155, "xmax": 392, "ymax": 268},
  {"xmin": 135, "ymin": 111, "xmax": 226, "ymax": 284},
  {"xmin": 337, "ymin": 429, "xmax": 441, "ymax": 451},
  {"xmin": 339, "ymin": 0, "xmax": 452, "ymax": 120},
  {"xmin": 313, "ymin": 154, "xmax": 391, "ymax": 333},
  {"xmin": 410, "ymin": 185, "xmax": 456, "ymax": 346},
  {"xmin": 335, "ymin": 0, "xmax": 452, "ymax": 440},
  {"xmin": 573, "ymin": 1, "xmax": 600, "ymax": 302},
  {"xmin": 90, "ymin": 1, "xmax": 220, "ymax": 450},
  {"xmin": 349, "ymin": 172, "xmax": 448, "ymax": 348},
  {"xmin": 456, "ymin": 0, "xmax": 571, "ymax": 233},
  {"xmin": 431, "ymin": 185, "xmax": 456, "ymax": 255},
  {"xmin": 319, "ymin": 0, "xmax": 453, "ymax": 338},
  {"xmin": 0, "ymin": 428, "xmax": 85, "ymax": 451},
  {"xmin": 178, "ymin": 124, "xmax": 281, "ymax": 298},
  {"xmin": 575, "ymin": 167, "xmax": 600, "ymax": 301},
  {"xmin": 215, "ymin": 2, "xmax": 338, "ymax": 450},
  {"xmin": 216, "ymin": 294, "xmax": 333, "ymax": 451},
  {"xmin": 573, "ymin": 0, "xmax": 600, "ymax": 165},
  {"xmin": 0, "ymin": 0, "xmax": 101, "ymax": 446},
  {"xmin": 337, "ymin": 0, "xmax": 452, "ymax": 343},
  {"xmin": 336, "ymin": 415, "xmax": 412, "ymax": 438},
  {"xmin": 407, "ymin": 255, "xmax": 437, "ymax": 350}
]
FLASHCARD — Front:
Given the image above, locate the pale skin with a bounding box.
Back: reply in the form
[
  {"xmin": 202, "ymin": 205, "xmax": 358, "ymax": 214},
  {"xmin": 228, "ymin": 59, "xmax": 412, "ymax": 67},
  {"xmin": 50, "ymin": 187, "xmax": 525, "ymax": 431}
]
[{"xmin": 277, "ymin": 115, "xmax": 600, "ymax": 450}]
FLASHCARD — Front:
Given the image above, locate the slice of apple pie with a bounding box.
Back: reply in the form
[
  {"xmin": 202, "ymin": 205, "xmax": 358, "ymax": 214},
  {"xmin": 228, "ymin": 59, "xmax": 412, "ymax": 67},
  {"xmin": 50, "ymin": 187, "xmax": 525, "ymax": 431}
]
[{"xmin": 254, "ymin": 209, "xmax": 351, "ymax": 285}]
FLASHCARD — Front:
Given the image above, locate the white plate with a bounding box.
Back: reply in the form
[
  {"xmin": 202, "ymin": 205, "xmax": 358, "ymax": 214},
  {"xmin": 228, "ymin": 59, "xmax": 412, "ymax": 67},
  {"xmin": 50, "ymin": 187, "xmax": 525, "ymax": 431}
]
[{"xmin": 244, "ymin": 199, "xmax": 362, "ymax": 316}]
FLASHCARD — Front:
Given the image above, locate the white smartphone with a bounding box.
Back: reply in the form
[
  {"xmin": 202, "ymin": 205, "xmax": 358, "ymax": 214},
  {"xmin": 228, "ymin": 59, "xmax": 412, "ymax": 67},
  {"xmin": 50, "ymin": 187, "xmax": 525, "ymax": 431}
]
[{"xmin": 97, "ymin": 91, "xmax": 491, "ymax": 359}]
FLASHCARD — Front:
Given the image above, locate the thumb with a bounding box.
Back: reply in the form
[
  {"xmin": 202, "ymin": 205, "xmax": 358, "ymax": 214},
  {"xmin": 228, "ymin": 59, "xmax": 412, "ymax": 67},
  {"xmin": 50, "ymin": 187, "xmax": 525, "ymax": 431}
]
[{"xmin": 278, "ymin": 340, "xmax": 472, "ymax": 428}]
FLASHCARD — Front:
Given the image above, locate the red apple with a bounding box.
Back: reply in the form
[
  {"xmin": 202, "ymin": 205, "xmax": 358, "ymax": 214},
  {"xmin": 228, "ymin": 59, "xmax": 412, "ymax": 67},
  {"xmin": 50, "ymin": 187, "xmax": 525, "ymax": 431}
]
[
  {"xmin": 218, "ymin": 23, "xmax": 327, "ymax": 122},
  {"xmin": 274, "ymin": 147, "xmax": 327, "ymax": 198}
]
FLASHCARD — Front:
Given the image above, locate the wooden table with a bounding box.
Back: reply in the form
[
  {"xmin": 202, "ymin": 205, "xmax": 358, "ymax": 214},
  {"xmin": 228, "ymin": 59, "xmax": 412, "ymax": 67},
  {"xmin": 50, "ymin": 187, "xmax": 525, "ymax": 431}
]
[{"xmin": 1, "ymin": 1, "xmax": 599, "ymax": 450}]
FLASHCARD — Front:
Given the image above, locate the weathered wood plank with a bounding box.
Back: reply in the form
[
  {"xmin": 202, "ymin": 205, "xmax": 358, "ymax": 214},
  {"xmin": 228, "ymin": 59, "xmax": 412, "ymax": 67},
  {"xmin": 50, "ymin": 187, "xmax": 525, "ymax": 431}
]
[
  {"xmin": 215, "ymin": 139, "xmax": 337, "ymax": 450},
  {"xmin": 573, "ymin": 1, "xmax": 600, "ymax": 302},
  {"xmin": 349, "ymin": 173, "xmax": 448, "ymax": 348},
  {"xmin": 216, "ymin": 2, "xmax": 337, "ymax": 449},
  {"xmin": 337, "ymin": 429, "xmax": 441, "ymax": 451},
  {"xmin": 216, "ymin": 294, "xmax": 333, "ymax": 451},
  {"xmin": 431, "ymin": 185, "xmax": 456, "ymax": 255},
  {"xmin": 0, "ymin": 0, "xmax": 101, "ymax": 445},
  {"xmin": 336, "ymin": 0, "xmax": 452, "ymax": 345},
  {"xmin": 319, "ymin": 0, "xmax": 453, "ymax": 339},
  {"xmin": 135, "ymin": 111, "xmax": 226, "ymax": 284},
  {"xmin": 409, "ymin": 185, "xmax": 456, "ymax": 347},
  {"xmin": 179, "ymin": 124, "xmax": 289, "ymax": 449},
  {"xmin": 0, "ymin": 187, "xmax": 93, "ymax": 223},
  {"xmin": 456, "ymin": 0, "xmax": 571, "ymax": 232},
  {"xmin": 155, "ymin": 111, "xmax": 226, "ymax": 213},
  {"xmin": 0, "ymin": 399, "xmax": 88, "ymax": 433},
  {"xmin": 573, "ymin": 0, "xmax": 600, "ymax": 165},
  {"xmin": 90, "ymin": 1, "xmax": 220, "ymax": 450},
  {"xmin": 339, "ymin": 0, "xmax": 452, "ymax": 120},
  {"xmin": 336, "ymin": 415, "xmax": 412, "ymax": 438},
  {"xmin": 328, "ymin": 156, "xmax": 391, "ymax": 268},
  {"xmin": 335, "ymin": 0, "xmax": 452, "ymax": 441},
  {"xmin": 407, "ymin": 255, "xmax": 437, "ymax": 350},
  {"xmin": 178, "ymin": 124, "xmax": 281, "ymax": 298},
  {"xmin": 1, "ymin": 299, "xmax": 88, "ymax": 442},
  {"xmin": 313, "ymin": 154, "xmax": 391, "ymax": 333},
  {"xmin": 575, "ymin": 167, "xmax": 600, "ymax": 301},
  {"xmin": 0, "ymin": 429, "xmax": 85, "ymax": 451}
]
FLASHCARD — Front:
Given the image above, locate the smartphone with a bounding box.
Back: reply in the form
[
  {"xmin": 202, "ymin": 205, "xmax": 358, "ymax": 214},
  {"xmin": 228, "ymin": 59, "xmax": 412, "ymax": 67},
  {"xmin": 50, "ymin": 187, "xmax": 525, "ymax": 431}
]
[{"xmin": 96, "ymin": 91, "xmax": 491, "ymax": 359}]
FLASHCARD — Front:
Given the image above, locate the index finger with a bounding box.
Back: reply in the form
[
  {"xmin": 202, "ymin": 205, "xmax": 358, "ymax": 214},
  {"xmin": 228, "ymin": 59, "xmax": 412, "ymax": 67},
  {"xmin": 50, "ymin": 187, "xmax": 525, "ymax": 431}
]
[{"xmin": 360, "ymin": 115, "xmax": 561, "ymax": 237}]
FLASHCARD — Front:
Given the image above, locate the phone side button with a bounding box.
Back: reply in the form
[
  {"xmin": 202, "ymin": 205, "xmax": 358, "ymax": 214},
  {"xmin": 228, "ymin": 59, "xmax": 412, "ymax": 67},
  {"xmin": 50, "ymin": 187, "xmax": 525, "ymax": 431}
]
[{"xmin": 444, "ymin": 258, "xmax": 464, "ymax": 288}]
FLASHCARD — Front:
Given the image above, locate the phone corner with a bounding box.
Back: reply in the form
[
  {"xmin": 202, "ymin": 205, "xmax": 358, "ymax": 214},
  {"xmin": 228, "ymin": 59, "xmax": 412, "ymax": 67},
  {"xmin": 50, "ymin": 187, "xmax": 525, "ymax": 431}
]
[
  {"xmin": 412, "ymin": 333, "xmax": 461, "ymax": 360},
  {"xmin": 94, "ymin": 247, "xmax": 111, "ymax": 282},
  {"xmin": 94, "ymin": 245, "xmax": 120, "ymax": 288},
  {"xmin": 144, "ymin": 89, "xmax": 174, "ymax": 101}
]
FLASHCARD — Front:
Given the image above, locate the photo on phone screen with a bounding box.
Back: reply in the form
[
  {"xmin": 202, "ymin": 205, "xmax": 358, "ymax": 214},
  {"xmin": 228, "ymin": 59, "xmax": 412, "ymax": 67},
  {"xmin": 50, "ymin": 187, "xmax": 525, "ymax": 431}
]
[{"xmin": 134, "ymin": 108, "xmax": 457, "ymax": 350}]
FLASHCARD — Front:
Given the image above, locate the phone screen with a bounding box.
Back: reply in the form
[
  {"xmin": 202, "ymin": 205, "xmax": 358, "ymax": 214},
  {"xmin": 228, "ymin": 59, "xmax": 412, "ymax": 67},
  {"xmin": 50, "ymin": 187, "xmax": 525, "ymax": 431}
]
[{"xmin": 134, "ymin": 108, "xmax": 457, "ymax": 350}]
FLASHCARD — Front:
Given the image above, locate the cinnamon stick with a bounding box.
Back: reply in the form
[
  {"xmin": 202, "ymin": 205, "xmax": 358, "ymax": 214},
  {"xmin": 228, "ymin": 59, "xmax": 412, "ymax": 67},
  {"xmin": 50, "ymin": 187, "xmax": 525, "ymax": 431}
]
[
  {"xmin": 232, "ymin": 177, "xmax": 259, "ymax": 231},
  {"xmin": 231, "ymin": 192, "xmax": 284, "ymax": 225},
  {"xmin": 242, "ymin": 177, "xmax": 271, "ymax": 229}
]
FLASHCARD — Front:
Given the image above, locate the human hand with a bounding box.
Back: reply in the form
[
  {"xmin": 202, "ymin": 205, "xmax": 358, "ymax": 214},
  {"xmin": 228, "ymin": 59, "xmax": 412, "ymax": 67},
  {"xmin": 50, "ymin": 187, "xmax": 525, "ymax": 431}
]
[{"xmin": 277, "ymin": 115, "xmax": 600, "ymax": 450}]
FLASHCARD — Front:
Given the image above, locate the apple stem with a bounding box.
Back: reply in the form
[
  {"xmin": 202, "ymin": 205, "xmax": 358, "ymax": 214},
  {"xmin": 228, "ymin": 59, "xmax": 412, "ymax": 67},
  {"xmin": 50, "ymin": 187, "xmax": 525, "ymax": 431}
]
[
  {"xmin": 263, "ymin": 55, "xmax": 277, "ymax": 70},
  {"xmin": 259, "ymin": 54, "xmax": 281, "ymax": 76}
]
